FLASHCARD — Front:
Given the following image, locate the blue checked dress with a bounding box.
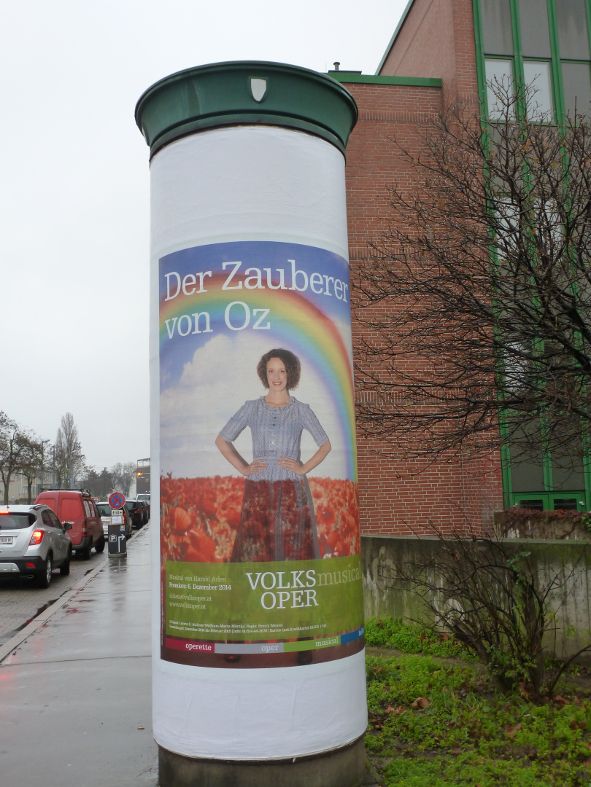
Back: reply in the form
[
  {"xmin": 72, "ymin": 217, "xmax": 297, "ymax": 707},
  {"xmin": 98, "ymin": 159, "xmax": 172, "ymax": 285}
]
[{"xmin": 219, "ymin": 397, "xmax": 329, "ymax": 561}]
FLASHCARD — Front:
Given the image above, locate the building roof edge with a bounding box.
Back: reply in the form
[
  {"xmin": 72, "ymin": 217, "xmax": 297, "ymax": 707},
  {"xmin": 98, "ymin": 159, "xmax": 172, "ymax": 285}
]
[
  {"xmin": 376, "ymin": 0, "xmax": 416, "ymax": 74},
  {"xmin": 329, "ymin": 73, "xmax": 442, "ymax": 87}
]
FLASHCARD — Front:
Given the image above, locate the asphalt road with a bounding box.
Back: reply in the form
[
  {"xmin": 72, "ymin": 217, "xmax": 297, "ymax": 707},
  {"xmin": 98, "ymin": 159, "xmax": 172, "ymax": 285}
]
[
  {"xmin": 0, "ymin": 524, "xmax": 157, "ymax": 787},
  {"xmin": 0, "ymin": 532, "xmax": 138, "ymax": 647}
]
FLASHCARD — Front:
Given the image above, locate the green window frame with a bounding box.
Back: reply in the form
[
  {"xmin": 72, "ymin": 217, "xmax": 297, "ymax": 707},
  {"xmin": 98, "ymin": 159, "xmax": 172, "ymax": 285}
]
[
  {"xmin": 474, "ymin": 0, "xmax": 591, "ymax": 511},
  {"xmin": 511, "ymin": 492, "xmax": 587, "ymax": 512},
  {"xmin": 475, "ymin": 0, "xmax": 591, "ymax": 124}
]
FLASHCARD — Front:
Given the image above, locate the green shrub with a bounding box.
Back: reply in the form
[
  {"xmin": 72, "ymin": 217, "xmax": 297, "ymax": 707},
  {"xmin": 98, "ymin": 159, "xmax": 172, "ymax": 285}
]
[{"xmin": 365, "ymin": 617, "xmax": 468, "ymax": 658}]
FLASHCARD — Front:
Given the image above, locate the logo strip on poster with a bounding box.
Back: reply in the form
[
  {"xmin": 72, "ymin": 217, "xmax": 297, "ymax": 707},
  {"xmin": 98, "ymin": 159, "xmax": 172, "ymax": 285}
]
[{"xmin": 165, "ymin": 626, "xmax": 364, "ymax": 655}]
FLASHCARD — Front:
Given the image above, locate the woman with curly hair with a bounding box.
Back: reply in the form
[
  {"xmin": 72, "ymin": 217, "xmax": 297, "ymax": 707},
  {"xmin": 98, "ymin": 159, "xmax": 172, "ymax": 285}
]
[{"xmin": 215, "ymin": 348, "xmax": 331, "ymax": 562}]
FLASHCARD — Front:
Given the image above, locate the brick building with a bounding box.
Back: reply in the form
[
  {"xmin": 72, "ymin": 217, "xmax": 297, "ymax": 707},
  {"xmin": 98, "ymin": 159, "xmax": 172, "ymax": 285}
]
[{"xmin": 331, "ymin": 0, "xmax": 591, "ymax": 535}]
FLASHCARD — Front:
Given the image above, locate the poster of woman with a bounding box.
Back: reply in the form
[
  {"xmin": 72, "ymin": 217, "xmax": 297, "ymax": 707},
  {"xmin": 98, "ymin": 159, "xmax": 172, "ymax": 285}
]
[
  {"xmin": 216, "ymin": 348, "xmax": 330, "ymax": 563},
  {"xmin": 158, "ymin": 240, "xmax": 364, "ymax": 667}
]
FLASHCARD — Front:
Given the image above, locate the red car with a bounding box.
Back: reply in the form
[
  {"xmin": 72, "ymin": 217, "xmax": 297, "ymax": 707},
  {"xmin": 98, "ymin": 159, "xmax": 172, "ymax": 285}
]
[{"xmin": 34, "ymin": 490, "xmax": 105, "ymax": 559}]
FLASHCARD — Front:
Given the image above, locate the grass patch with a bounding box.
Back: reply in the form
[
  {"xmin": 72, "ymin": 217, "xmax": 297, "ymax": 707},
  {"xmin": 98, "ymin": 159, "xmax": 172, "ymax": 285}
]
[
  {"xmin": 365, "ymin": 617, "xmax": 469, "ymax": 658},
  {"xmin": 365, "ymin": 622, "xmax": 591, "ymax": 785}
]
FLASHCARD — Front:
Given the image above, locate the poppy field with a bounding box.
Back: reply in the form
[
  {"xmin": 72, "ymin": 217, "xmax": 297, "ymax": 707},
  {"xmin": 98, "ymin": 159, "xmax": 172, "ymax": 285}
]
[{"xmin": 160, "ymin": 475, "xmax": 360, "ymax": 563}]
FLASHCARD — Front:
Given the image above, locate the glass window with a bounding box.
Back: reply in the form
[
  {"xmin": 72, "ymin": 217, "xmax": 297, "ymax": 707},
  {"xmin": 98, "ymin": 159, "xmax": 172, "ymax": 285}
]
[
  {"xmin": 0, "ymin": 513, "xmax": 36, "ymax": 530},
  {"xmin": 493, "ymin": 196, "xmax": 520, "ymax": 259},
  {"xmin": 485, "ymin": 59, "xmax": 514, "ymax": 118},
  {"xmin": 48, "ymin": 511, "xmax": 62, "ymax": 529},
  {"xmin": 556, "ymin": 0, "xmax": 590, "ymax": 59},
  {"xmin": 518, "ymin": 498, "xmax": 544, "ymax": 510},
  {"xmin": 533, "ymin": 198, "xmax": 563, "ymax": 255},
  {"xmin": 509, "ymin": 417, "xmax": 545, "ymax": 492},
  {"xmin": 519, "ymin": 0, "xmax": 551, "ymax": 57},
  {"xmin": 523, "ymin": 60, "xmax": 554, "ymax": 120},
  {"xmin": 480, "ymin": 0, "xmax": 514, "ymax": 54},
  {"xmin": 552, "ymin": 498, "xmax": 579, "ymax": 510},
  {"xmin": 502, "ymin": 343, "xmax": 532, "ymax": 395},
  {"xmin": 562, "ymin": 62, "xmax": 591, "ymax": 117},
  {"xmin": 551, "ymin": 419, "xmax": 585, "ymax": 491}
]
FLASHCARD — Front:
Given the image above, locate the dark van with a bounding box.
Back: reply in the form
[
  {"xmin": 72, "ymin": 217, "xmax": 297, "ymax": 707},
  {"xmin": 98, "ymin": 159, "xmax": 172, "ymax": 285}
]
[{"xmin": 34, "ymin": 490, "xmax": 105, "ymax": 559}]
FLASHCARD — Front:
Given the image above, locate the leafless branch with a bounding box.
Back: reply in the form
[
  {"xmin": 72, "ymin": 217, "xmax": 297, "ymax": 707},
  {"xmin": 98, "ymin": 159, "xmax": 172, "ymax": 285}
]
[{"xmin": 355, "ymin": 82, "xmax": 591, "ymax": 459}]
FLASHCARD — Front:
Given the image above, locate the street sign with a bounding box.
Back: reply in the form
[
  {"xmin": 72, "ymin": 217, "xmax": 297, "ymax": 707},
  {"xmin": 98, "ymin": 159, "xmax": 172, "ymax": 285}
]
[{"xmin": 108, "ymin": 491, "xmax": 126, "ymax": 510}]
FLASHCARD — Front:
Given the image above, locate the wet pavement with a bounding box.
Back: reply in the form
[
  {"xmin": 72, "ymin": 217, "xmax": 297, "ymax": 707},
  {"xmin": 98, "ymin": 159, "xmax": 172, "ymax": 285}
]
[
  {"xmin": 0, "ymin": 522, "xmax": 382, "ymax": 787},
  {"xmin": 0, "ymin": 524, "xmax": 157, "ymax": 787},
  {"xmin": 0, "ymin": 549, "xmax": 108, "ymax": 647}
]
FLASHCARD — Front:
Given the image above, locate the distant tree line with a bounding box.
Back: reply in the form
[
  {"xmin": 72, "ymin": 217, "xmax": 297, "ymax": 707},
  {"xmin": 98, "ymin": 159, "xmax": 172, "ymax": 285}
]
[
  {"xmin": 77, "ymin": 463, "xmax": 136, "ymax": 501},
  {"xmin": 0, "ymin": 410, "xmax": 136, "ymax": 504}
]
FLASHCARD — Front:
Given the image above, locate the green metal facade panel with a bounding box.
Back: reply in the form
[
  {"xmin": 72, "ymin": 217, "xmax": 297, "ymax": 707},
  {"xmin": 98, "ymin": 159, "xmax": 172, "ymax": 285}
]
[
  {"xmin": 473, "ymin": 0, "xmax": 591, "ymax": 510},
  {"xmin": 135, "ymin": 61, "xmax": 358, "ymax": 157},
  {"xmin": 474, "ymin": 0, "xmax": 591, "ymax": 124}
]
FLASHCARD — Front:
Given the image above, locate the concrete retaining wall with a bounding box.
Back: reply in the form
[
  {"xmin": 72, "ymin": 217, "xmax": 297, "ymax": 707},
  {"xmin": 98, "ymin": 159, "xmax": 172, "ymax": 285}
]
[{"xmin": 361, "ymin": 536, "xmax": 591, "ymax": 658}]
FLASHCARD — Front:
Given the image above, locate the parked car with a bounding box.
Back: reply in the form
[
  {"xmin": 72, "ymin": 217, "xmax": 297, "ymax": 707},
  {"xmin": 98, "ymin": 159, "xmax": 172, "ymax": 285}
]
[
  {"xmin": 137, "ymin": 500, "xmax": 149, "ymax": 525},
  {"xmin": 0, "ymin": 504, "xmax": 72, "ymax": 587},
  {"xmin": 136, "ymin": 493, "xmax": 150, "ymax": 519},
  {"xmin": 125, "ymin": 499, "xmax": 146, "ymax": 529},
  {"xmin": 34, "ymin": 489, "xmax": 105, "ymax": 559},
  {"xmin": 96, "ymin": 502, "xmax": 132, "ymax": 539}
]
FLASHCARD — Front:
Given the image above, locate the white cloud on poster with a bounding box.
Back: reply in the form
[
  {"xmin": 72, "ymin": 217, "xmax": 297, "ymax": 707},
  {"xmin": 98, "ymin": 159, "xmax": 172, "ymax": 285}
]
[{"xmin": 160, "ymin": 332, "xmax": 349, "ymax": 479}]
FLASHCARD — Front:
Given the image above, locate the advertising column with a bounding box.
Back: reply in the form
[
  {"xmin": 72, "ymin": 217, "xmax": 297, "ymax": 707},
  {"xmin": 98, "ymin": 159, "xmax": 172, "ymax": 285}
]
[{"xmin": 136, "ymin": 61, "xmax": 366, "ymax": 785}]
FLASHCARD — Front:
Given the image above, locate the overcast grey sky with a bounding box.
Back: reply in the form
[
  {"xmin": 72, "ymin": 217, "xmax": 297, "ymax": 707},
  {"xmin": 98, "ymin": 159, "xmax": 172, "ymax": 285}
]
[{"xmin": 0, "ymin": 0, "xmax": 406, "ymax": 471}]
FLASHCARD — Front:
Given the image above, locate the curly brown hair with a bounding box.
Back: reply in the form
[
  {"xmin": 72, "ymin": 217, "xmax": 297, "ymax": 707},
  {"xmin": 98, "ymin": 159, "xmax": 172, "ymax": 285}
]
[{"xmin": 257, "ymin": 349, "xmax": 301, "ymax": 390}]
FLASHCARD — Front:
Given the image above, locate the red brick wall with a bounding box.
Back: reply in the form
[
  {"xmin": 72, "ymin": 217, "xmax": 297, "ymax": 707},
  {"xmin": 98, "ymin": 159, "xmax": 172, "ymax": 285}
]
[
  {"xmin": 342, "ymin": 79, "xmax": 503, "ymax": 536},
  {"xmin": 379, "ymin": 0, "xmax": 479, "ymax": 106}
]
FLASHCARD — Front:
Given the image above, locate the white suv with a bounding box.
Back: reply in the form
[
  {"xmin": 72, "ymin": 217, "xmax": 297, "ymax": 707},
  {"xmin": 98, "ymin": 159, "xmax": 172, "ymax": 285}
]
[
  {"xmin": 96, "ymin": 502, "xmax": 133, "ymax": 539},
  {"xmin": 0, "ymin": 505, "xmax": 72, "ymax": 588}
]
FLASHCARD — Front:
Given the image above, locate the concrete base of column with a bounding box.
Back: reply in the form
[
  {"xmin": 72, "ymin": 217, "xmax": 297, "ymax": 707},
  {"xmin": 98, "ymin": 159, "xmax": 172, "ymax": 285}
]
[{"xmin": 158, "ymin": 736, "xmax": 369, "ymax": 787}]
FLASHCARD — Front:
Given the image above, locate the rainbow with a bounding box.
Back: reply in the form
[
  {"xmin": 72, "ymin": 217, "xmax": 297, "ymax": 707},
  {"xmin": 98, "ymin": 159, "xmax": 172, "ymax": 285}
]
[{"xmin": 159, "ymin": 270, "xmax": 357, "ymax": 480}]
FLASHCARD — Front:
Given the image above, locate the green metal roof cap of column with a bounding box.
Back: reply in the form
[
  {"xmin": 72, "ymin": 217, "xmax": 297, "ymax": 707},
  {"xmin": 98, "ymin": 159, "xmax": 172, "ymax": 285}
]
[{"xmin": 135, "ymin": 61, "xmax": 358, "ymax": 157}]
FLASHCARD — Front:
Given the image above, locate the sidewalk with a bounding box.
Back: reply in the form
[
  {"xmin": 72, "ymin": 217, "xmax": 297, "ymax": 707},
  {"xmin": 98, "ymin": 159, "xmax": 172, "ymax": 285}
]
[
  {"xmin": 0, "ymin": 524, "xmax": 157, "ymax": 787},
  {"xmin": 0, "ymin": 523, "xmax": 381, "ymax": 787}
]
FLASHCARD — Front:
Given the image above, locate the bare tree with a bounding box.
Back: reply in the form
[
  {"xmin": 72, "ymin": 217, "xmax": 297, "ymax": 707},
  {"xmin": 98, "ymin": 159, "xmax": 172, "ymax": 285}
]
[
  {"xmin": 111, "ymin": 462, "xmax": 136, "ymax": 496},
  {"xmin": 54, "ymin": 412, "xmax": 85, "ymax": 488},
  {"xmin": 18, "ymin": 435, "xmax": 44, "ymax": 503},
  {"xmin": 77, "ymin": 467, "xmax": 104, "ymax": 499},
  {"xmin": 0, "ymin": 412, "xmax": 32, "ymax": 504},
  {"xmin": 355, "ymin": 83, "xmax": 591, "ymax": 460}
]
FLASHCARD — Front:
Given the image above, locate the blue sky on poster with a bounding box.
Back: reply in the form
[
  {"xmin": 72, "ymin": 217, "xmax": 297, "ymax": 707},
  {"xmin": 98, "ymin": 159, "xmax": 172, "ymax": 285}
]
[
  {"xmin": 158, "ymin": 241, "xmax": 355, "ymax": 479},
  {"xmin": 0, "ymin": 0, "xmax": 407, "ymax": 471},
  {"xmin": 158, "ymin": 242, "xmax": 352, "ymax": 388},
  {"xmin": 160, "ymin": 332, "xmax": 353, "ymax": 479}
]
